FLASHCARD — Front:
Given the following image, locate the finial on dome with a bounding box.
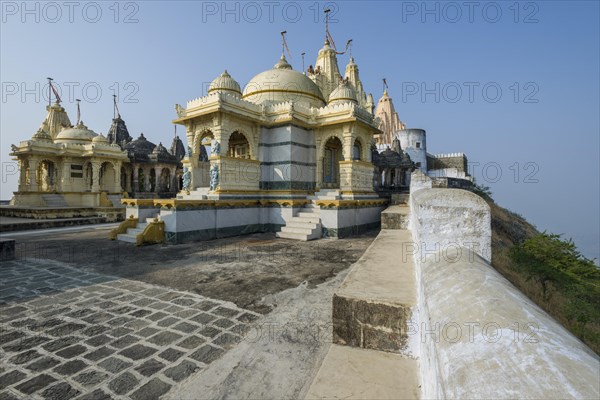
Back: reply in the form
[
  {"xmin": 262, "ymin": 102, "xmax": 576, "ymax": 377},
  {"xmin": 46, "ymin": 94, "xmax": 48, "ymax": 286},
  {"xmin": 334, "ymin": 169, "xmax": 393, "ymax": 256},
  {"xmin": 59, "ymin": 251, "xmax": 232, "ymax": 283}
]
[{"xmin": 274, "ymin": 54, "xmax": 292, "ymax": 70}]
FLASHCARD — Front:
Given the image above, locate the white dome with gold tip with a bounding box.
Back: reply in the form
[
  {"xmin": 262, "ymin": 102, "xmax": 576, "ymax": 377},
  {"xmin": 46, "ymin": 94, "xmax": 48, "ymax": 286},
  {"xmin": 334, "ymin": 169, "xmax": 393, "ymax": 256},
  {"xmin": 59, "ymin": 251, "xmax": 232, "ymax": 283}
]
[
  {"xmin": 208, "ymin": 70, "xmax": 242, "ymax": 97},
  {"xmin": 328, "ymin": 81, "xmax": 358, "ymax": 104},
  {"xmin": 54, "ymin": 121, "xmax": 98, "ymax": 144},
  {"xmin": 242, "ymin": 55, "xmax": 325, "ymax": 108}
]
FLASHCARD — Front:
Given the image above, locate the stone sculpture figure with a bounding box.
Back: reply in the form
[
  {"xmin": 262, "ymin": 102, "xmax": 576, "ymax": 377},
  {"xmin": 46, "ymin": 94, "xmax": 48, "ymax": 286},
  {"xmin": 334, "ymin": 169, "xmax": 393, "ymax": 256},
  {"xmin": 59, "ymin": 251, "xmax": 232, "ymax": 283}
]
[
  {"xmin": 186, "ymin": 146, "xmax": 192, "ymax": 157},
  {"xmin": 182, "ymin": 167, "xmax": 191, "ymax": 192},
  {"xmin": 209, "ymin": 164, "xmax": 219, "ymax": 191},
  {"xmin": 199, "ymin": 145, "xmax": 209, "ymax": 162},
  {"xmin": 211, "ymin": 140, "xmax": 220, "ymax": 156}
]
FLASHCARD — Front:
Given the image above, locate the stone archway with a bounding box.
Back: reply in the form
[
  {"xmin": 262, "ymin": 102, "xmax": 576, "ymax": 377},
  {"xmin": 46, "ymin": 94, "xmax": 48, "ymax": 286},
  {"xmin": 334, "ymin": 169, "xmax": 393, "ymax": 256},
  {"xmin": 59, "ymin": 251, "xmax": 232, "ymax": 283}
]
[
  {"xmin": 38, "ymin": 159, "xmax": 57, "ymax": 192},
  {"xmin": 322, "ymin": 137, "xmax": 343, "ymax": 188},
  {"xmin": 100, "ymin": 162, "xmax": 116, "ymax": 192},
  {"xmin": 228, "ymin": 131, "xmax": 251, "ymax": 159},
  {"xmin": 194, "ymin": 129, "xmax": 214, "ymax": 160}
]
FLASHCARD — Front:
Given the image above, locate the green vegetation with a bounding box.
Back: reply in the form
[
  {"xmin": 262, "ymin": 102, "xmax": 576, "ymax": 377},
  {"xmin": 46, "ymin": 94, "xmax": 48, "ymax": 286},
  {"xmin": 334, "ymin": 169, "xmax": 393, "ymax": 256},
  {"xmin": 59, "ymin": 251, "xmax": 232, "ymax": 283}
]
[{"xmin": 510, "ymin": 233, "xmax": 600, "ymax": 343}]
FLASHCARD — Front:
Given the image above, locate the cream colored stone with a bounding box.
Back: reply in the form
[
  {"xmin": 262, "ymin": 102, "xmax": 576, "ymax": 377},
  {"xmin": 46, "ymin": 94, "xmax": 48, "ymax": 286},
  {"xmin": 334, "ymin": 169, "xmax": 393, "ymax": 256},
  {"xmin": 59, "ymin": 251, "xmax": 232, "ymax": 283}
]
[{"xmin": 305, "ymin": 344, "xmax": 420, "ymax": 400}]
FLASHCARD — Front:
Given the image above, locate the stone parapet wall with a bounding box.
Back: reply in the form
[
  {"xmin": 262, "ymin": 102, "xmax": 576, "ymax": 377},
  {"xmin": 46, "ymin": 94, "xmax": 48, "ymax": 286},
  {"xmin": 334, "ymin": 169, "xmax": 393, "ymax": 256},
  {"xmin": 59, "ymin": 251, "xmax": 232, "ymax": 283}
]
[{"xmin": 409, "ymin": 185, "xmax": 599, "ymax": 398}]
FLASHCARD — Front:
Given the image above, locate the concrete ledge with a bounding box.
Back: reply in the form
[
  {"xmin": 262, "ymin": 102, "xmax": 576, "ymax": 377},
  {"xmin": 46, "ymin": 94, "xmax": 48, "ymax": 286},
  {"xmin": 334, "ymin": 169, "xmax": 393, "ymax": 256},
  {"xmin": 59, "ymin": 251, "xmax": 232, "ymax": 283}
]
[
  {"xmin": 305, "ymin": 344, "xmax": 419, "ymax": 400},
  {"xmin": 0, "ymin": 217, "xmax": 116, "ymax": 233},
  {"xmin": 0, "ymin": 206, "xmax": 124, "ymax": 221},
  {"xmin": 333, "ymin": 229, "xmax": 416, "ymax": 353},
  {"xmin": 381, "ymin": 205, "xmax": 409, "ymax": 229}
]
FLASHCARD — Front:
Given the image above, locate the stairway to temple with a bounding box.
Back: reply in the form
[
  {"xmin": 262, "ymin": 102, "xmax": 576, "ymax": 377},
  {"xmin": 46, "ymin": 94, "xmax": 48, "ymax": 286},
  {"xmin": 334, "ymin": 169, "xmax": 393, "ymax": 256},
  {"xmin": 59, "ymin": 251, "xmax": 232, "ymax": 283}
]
[
  {"xmin": 307, "ymin": 188, "xmax": 341, "ymax": 200},
  {"xmin": 116, "ymin": 216, "xmax": 155, "ymax": 243},
  {"xmin": 176, "ymin": 187, "xmax": 209, "ymax": 200},
  {"xmin": 41, "ymin": 194, "xmax": 68, "ymax": 207},
  {"xmin": 276, "ymin": 202, "xmax": 322, "ymax": 241}
]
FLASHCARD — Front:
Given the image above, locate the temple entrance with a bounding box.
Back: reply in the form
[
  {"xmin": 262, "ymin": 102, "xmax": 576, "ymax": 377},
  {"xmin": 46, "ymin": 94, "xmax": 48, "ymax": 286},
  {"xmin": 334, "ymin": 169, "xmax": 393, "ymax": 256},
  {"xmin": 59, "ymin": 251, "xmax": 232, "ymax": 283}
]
[
  {"xmin": 159, "ymin": 168, "xmax": 171, "ymax": 192},
  {"xmin": 100, "ymin": 162, "xmax": 116, "ymax": 192},
  {"xmin": 38, "ymin": 160, "xmax": 56, "ymax": 192},
  {"xmin": 322, "ymin": 137, "xmax": 343, "ymax": 188}
]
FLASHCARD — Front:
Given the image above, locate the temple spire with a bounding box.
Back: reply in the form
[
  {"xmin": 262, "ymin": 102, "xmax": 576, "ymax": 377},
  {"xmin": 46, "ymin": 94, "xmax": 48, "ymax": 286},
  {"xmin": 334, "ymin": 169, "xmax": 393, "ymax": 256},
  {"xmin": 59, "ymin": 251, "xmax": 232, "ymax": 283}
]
[{"xmin": 76, "ymin": 99, "xmax": 81, "ymax": 125}]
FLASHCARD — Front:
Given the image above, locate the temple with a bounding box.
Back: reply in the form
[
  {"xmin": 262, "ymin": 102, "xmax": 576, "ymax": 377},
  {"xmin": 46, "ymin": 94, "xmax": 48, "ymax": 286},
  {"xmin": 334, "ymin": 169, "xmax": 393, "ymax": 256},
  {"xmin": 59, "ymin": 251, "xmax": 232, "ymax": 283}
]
[{"xmin": 9, "ymin": 100, "xmax": 184, "ymax": 209}]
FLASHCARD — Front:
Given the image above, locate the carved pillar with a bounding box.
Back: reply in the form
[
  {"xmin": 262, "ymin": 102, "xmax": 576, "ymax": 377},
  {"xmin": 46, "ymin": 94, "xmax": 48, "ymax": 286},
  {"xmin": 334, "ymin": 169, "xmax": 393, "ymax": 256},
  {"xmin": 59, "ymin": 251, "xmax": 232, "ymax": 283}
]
[
  {"xmin": 132, "ymin": 166, "xmax": 139, "ymax": 193},
  {"xmin": 144, "ymin": 167, "xmax": 151, "ymax": 192},
  {"xmin": 114, "ymin": 162, "xmax": 122, "ymax": 193},
  {"xmin": 18, "ymin": 159, "xmax": 28, "ymax": 192},
  {"xmin": 28, "ymin": 159, "xmax": 39, "ymax": 192},
  {"xmin": 154, "ymin": 167, "xmax": 160, "ymax": 193},
  {"xmin": 212, "ymin": 127, "xmax": 227, "ymax": 157},
  {"xmin": 91, "ymin": 161, "xmax": 101, "ymax": 192},
  {"xmin": 342, "ymin": 132, "xmax": 353, "ymax": 161}
]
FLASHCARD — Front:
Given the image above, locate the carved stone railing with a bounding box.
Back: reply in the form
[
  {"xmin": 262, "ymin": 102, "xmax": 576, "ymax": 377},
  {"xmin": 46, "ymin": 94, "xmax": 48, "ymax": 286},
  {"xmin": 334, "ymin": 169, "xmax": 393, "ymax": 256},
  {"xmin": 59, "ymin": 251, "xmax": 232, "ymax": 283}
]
[{"xmin": 136, "ymin": 218, "xmax": 165, "ymax": 246}]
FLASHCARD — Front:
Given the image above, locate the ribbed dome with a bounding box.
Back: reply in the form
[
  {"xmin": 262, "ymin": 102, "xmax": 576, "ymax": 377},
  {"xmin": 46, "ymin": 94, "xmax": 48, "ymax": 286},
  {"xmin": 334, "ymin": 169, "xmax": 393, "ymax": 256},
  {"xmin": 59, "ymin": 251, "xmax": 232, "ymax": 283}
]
[
  {"xmin": 208, "ymin": 70, "xmax": 242, "ymax": 97},
  {"xmin": 54, "ymin": 121, "xmax": 98, "ymax": 144},
  {"xmin": 328, "ymin": 81, "xmax": 358, "ymax": 104},
  {"xmin": 242, "ymin": 55, "xmax": 325, "ymax": 108},
  {"xmin": 124, "ymin": 133, "xmax": 156, "ymax": 156}
]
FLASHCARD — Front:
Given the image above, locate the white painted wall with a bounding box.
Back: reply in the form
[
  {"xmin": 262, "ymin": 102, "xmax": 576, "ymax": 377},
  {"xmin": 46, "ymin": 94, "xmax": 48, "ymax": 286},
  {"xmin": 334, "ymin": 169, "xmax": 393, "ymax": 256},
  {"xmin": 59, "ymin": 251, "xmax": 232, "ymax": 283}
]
[{"xmin": 409, "ymin": 186, "xmax": 600, "ymax": 398}]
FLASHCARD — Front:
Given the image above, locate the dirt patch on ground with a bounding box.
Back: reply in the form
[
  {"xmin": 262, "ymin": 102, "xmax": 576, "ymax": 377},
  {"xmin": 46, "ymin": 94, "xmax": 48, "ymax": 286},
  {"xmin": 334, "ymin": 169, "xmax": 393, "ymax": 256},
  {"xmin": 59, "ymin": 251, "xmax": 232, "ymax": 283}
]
[{"xmin": 13, "ymin": 228, "xmax": 377, "ymax": 314}]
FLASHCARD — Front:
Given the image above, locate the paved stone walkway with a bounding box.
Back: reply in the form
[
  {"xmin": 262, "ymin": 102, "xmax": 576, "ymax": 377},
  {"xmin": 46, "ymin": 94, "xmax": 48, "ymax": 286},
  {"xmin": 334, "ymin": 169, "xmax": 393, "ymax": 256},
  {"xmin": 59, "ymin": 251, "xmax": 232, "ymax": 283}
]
[{"xmin": 0, "ymin": 259, "xmax": 262, "ymax": 399}]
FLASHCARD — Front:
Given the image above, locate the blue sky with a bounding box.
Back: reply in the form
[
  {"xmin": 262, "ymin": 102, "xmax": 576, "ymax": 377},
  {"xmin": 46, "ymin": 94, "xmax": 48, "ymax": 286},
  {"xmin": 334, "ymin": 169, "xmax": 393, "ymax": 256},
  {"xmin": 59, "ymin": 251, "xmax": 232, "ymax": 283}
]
[{"xmin": 1, "ymin": 1, "xmax": 599, "ymax": 261}]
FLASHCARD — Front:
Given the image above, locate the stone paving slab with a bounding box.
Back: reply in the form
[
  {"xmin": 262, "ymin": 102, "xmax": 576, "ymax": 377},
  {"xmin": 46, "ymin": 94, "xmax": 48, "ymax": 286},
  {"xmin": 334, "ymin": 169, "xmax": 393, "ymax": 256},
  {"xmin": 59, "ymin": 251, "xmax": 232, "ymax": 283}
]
[{"xmin": 0, "ymin": 259, "xmax": 262, "ymax": 399}]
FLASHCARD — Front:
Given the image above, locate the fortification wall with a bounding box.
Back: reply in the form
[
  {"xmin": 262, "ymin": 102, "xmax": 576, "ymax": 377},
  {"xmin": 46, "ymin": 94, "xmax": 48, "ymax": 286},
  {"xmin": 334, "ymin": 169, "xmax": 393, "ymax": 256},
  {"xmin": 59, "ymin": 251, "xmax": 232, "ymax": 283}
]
[{"xmin": 409, "ymin": 183, "xmax": 600, "ymax": 399}]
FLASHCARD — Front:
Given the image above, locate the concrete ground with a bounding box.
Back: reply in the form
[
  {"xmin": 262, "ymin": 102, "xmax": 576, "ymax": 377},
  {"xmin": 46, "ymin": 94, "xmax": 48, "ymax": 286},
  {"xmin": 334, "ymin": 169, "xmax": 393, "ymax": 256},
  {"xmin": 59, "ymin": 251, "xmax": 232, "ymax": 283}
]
[{"xmin": 0, "ymin": 225, "xmax": 376, "ymax": 399}]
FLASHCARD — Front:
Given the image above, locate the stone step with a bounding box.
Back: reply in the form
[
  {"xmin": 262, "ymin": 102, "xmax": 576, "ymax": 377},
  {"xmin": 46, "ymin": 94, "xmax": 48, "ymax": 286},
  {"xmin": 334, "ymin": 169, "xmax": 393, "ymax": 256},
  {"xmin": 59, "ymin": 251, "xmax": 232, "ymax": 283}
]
[
  {"xmin": 307, "ymin": 196, "xmax": 338, "ymax": 201},
  {"xmin": 280, "ymin": 226, "xmax": 316, "ymax": 235},
  {"xmin": 116, "ymin": 233, "xmax": 138, "ymax": 243},
  {"xmin": 285, "ymin": 220, "xmax": 319, "ymax": 230},
  {"xmin": 126, "ymin": 228, "xmax": 145, "ymax": 235},
  {"xmin": 333, "ymin": 229, "xmax": 416, "ymax": 354},
  {"xmin": 381, "ymin": 205, "xmax": 410, "ymax": 230},
  {"xmin": 295, "ymin": 213, "xmax": 321, "ymax": 223},
  {"xmin": 41, "ymin": 194, "xmax": 68, "ymax": 207},
  {"xmin": 276, "ymin": 231, "xmax": 310, "ymax": 241}
]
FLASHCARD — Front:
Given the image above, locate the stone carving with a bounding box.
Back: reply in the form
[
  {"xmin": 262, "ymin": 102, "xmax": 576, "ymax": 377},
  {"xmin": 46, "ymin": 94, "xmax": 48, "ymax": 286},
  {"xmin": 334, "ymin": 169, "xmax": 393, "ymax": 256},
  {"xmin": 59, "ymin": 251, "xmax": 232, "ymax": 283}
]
[
  {"xmin": 182, "ymin": 167, "xmax": 191, "ymax": 192},
  {"xmin": 211, "ymin": 140, "xmax": 220, "ymax": 156},
  {"xmin": 199, "ymin": 145, "xmax": 209, "ymax": 162},
  {"xmin": 209, "ymin": 164, "xmax": 219, "ymax": 191},
  {"xmin": 186, "ymin": 146, "xmax": 192, "ymax": 157},
  {"xmin": 175, "ymin": 104, "xmax": 186, "ymax": 118}
]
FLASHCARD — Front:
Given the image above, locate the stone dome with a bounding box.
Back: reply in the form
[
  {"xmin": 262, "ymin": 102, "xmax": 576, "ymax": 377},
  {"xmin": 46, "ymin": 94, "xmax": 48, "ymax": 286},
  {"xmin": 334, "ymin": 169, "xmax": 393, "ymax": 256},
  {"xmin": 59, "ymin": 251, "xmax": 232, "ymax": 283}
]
[
  {"xmin": 124, "ymin": 133, "xmax": 156, "ymax": 155},
  {"xmin": 328, "ymin": 81, "xmax": 358, "ymax": 104},
  {"xmin": 242, "ymin": 55, "xmax": 325, "ymax": 108},
  {"xmin": 54, "ymin": 121, "xmax": 98, "ymax": 144},
  {"xmin": 208, "ymin": 70, "xmax": 242, "ymax": 97},
  {"xmin": 92, "ymin": 133, "xmax": 109, "ymax": 144}
]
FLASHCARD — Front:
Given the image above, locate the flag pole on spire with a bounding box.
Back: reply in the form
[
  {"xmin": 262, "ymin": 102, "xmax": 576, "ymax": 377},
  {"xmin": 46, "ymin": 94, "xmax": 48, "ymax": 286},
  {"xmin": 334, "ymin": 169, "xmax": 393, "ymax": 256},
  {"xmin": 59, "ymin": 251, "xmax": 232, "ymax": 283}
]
[
  {"xmin": 76, "ymin": 99, "xmax": 81, "ymax": 125},
  {"xmin": 112, "ymin": 94, "xmax": 120, "ymax": 119},
  {"xmin": 280, "ymin": 30, "xmax": 292, "ymax": 60},
  {"xmin": 383, "ymin": 78, "xmax": 388, "ymax": 93},
  {"xmin": 47, "ymin": 77, "xmax": 62, "ymax": 105},
  {"xmin": 324, "ymin": 8, "xmax": 351, "ymax": 55},
  {"xmin": 46, "ymin": 77, "xmax": 52, "ymax": 107}
]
